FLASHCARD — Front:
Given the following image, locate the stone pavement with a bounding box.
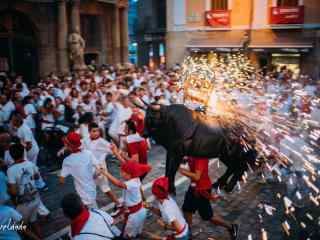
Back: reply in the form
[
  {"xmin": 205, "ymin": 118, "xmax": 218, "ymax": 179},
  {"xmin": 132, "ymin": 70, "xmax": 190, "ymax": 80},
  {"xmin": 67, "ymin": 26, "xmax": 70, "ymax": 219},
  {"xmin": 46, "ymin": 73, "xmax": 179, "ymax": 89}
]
[{"xmin": 39, "ymin": 145, "xmax": 320, "ymax": 240}]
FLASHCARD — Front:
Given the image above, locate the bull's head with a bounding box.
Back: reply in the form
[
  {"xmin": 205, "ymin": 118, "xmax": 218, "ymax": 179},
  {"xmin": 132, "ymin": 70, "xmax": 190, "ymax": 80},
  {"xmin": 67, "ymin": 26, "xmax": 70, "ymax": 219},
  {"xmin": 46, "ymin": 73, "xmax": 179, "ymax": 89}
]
[{"xmin": 144, "ymin": 104, "xmax": 163, "ymax": 139}]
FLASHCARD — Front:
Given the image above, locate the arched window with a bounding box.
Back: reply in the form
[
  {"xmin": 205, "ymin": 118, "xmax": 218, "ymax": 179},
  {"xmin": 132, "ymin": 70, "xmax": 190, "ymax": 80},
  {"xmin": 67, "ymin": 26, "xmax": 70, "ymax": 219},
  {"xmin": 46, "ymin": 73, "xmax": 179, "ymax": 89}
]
[
  {"xmin": 211, "ymin": 0, "xmax": 228, "ymax": 10},
  {"xmin": 277, "ymin": 0, "xmax": 298, "ymax": 6}
]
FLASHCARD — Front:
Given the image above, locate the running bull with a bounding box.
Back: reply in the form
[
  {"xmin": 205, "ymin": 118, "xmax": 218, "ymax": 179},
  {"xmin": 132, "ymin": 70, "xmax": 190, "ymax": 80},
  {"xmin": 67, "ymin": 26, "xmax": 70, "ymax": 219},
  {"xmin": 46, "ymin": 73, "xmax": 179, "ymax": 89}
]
[{"xmin": 144, "ymin": 104, "xmax": 257, "ymax": 193}]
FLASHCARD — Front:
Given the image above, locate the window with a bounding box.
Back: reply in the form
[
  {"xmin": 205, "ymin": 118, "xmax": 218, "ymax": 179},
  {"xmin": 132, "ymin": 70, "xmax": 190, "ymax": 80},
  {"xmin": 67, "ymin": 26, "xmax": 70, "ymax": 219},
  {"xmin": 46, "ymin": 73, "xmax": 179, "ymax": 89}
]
[
  {"xmin": 277, "ymin": 0, "xmax": 298, "ymax": 6},
  {"xmin": 80, "ymin": 15, "xmax": 101, "ymax": 49},
  {"xmin": 211, "ymin": 0, "xmax": 228, "ymax": 10}
]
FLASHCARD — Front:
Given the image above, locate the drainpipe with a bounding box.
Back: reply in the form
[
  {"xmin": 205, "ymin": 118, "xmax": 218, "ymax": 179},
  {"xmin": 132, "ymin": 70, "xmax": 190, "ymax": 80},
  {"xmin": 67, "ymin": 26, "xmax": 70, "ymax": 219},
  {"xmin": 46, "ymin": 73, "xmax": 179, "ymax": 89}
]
[
  {"xmin": 244, "ymin": 0, "xmax": 255, "ymax": 63},
  {"xmin": 244, "ymin": 0, "xmax": 254, "ymax": 50}
]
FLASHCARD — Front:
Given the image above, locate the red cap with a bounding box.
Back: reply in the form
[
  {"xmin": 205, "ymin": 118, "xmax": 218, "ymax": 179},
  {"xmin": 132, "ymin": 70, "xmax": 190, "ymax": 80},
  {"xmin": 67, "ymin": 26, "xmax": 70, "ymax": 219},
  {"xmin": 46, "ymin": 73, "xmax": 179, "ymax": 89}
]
[
  {"xmin": 152, "ymin": 176, "xmax": 169, "ymax": 200},
  {"xmin": 120, "ymin": 161, "xmax": 151, "ymax": 178},
  {"xmin": 63, "ymin": 132, "xmax": 81, "ymax": 152}
]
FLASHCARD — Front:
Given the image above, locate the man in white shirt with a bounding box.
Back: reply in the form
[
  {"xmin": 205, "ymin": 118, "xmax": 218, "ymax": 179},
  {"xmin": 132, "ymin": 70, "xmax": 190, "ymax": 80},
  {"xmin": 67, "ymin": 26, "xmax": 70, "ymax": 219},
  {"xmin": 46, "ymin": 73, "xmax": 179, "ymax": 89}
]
[
  {"xmin": 7, "ymin": 143, "xmax": 41, "ymax": 238},
  {"xmin": 108, "ymin": 96, "xmax": 132, "ymax": 145},
  {"xmin": 82, "ymin": 122, "xmax": 120, "ymax": 206},
  {"xmin": 10, "ymin": 112, "xmax": 39, "ymax": 166},
  {"xmin": 103, "ymin": 92, "xmax": 116, "ymax": 131},
  {"xmin": 61, "ymin": 193, "xmax": 120, "ymax": 240},
  {"xmin": 59, "ymin": 132, "xmax": 98, "ymax": 208},
  {"xmin": 23, "ymin": 96, "xmax": 37, "ymax": 131},
  {"xmin": 0, "ymin": 95, "xmax": 15, "ymax": 127}
]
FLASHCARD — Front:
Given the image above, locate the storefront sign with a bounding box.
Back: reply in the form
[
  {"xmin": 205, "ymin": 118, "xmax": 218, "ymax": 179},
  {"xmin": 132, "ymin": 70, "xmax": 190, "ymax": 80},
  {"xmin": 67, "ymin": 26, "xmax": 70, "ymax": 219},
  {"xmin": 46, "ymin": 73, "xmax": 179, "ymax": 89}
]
[
  {"xmin": 205, "ymin": 10, "xmax": 231, "ymax": 27},
  {"xmin": 270, "ymin": 6, "xmax": 304, "ymax": 25}
]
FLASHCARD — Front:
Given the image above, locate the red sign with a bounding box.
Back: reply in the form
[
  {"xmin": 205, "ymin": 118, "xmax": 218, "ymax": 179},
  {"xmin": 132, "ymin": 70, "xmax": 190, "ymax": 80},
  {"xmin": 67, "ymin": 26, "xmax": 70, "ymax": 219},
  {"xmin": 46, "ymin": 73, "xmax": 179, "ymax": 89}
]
[
  {"xmin": 205, "ymin": 10, "xmax": 231, "ymax": 27},
  {"xmin": 270, "ymin": 6, "xmax": 304, "ymax": 24}
]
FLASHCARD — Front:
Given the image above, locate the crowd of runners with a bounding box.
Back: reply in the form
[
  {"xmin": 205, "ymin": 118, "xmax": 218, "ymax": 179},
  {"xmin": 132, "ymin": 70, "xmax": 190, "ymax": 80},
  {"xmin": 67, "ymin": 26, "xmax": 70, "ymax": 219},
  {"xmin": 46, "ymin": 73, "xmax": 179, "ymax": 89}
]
[{"xmin": 0, "ymin": 62, "xmax": 319, "ymax": 240}]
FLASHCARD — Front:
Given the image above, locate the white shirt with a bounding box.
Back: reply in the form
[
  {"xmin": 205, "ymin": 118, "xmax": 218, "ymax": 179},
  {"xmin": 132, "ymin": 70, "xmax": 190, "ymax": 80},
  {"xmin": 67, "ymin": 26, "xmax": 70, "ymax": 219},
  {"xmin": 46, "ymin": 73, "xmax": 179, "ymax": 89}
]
[
  {"xmin": 60, "ymin": 150, "xmax": 97, "ymax": 205},
  {"xmin": 81, "ymin": 102, "xmax": 96, "ymax": 114},
  {"xmin": 79, "ymin": 124, "xmax": 90, "ymax": 139},
  {"xmin": 304, "ymin": 85, "xmax": 316, "ymax": 96},
  {"xmin": 56, "ymin": 104, "xmax": 65, "ymax": 121},
  {"xmin": 24, "ymin": 103, "xmax": 37, "ymax": 129},
  {"xmin": 133, "ymin": 78, "xmax": 143, "ymax": 87},
  {"xmin": 19, "ymin": 84, "xmax": 30, "ymax": 98},
  {"xmin": 109, "ymin": 103, "xmax": 132, "ymax": 136},
  {"xmin": 123, "ymin": 178, "xmax": 142, "ymax": 207},
  {"xmin": 158, "ymin": 197, "xmax": 188, "ymax": 238},
  {"xmin": 105, "ymin": 102, "xmax": 115, "ymax": 126},
  {"xmin": 82, "ymin": 137, "xmax": 111, "ymax": 166},
  {"xmin": 16, "ymin": 123, "xmax": 39, "ymax": 157},
  {"xmin": 141, "ymin": 95, "xmax": 150, "ymax": 105},
  {"xmin": 94, "ymin": 75, "xmax": 103, "ymax": 84},
  {"xmin": 7, "ymin": 161, "xmax": 38, "ymax": 196},
  {"xmin": 0, "ymin": 100, "xmax": 15, "ymax": 125},
  {"xmin": 73, "ymin": 209, "xmax": 119, "ymax": 240}
]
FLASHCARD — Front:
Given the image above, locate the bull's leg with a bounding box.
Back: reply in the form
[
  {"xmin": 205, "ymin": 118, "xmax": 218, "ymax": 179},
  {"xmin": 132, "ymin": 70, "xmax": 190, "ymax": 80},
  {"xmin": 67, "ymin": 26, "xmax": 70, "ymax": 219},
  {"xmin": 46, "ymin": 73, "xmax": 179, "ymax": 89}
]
[
  {"xmin": 212, "ymin": 167, "xmax": 233, "ymax": 189},
  {"xmin": 165, "ymin": 153, "xmax": 181, "ymax": 195},
  {"xmin": 224, "ymin": 166, "xmax": 245, "ymax": 192}
]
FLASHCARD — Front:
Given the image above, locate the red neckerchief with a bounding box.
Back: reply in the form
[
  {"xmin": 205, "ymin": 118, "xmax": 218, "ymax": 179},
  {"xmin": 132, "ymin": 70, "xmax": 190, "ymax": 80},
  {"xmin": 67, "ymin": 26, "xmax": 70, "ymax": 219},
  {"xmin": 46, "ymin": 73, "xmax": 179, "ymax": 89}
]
[
  {"xmin": 15, "ymin": 159, "xmax": 26, "ymax": 164},
  {"xmin": 71, "ymin": 207, "xmax": 90, "ymax": 237}
]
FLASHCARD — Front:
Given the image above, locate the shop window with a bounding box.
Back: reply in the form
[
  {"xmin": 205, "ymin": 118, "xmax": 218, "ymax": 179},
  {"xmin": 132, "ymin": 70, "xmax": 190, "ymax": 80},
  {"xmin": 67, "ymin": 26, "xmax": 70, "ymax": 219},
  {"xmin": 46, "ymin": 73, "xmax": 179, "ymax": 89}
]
[
  {"xmin": 277, "ymin": 0, "xmax": 298, "ymax": 6},
  {"xmin": 211, "ymin": 0, "xmax": 228, "ymax": 10}
]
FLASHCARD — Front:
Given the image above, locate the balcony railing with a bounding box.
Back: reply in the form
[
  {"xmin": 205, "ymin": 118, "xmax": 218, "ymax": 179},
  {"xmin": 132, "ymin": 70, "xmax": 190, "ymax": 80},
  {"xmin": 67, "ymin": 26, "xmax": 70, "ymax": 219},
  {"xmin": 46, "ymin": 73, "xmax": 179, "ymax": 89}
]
[{"xmin": 269, "ymin": 6, "xmax": 304, "ymax": 25}]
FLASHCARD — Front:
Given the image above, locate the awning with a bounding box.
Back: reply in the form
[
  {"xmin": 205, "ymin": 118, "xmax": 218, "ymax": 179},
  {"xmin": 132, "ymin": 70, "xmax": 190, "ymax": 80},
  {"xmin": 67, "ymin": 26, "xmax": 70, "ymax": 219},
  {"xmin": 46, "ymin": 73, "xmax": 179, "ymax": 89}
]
[
  {"xmin": 186, "ymin": 31, "xmax": 246, "ymax": 52},
  {"xmin": 248, "ymin": 30, "xmax": 313, "ymax": 52}
]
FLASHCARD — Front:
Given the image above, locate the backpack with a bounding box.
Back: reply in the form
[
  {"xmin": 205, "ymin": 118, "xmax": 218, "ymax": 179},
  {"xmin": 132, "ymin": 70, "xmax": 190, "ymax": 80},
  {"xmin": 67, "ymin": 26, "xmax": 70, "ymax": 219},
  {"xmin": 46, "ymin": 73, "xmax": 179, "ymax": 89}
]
[
  {"xmin": 16, "ymin": 167, "xmax": 38, "ymax": 204},
  {"xmin": 78, "ymin": 209, "xmax": 126, "ymax": 240}
]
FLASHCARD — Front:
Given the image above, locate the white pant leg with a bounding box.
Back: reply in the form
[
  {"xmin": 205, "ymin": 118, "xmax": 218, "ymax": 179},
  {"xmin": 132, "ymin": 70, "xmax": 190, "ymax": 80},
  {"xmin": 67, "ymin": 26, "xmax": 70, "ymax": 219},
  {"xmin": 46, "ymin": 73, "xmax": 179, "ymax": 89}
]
[
  {"xmin": 37, "ymin": 199, "xmax": 50, "ymax": 216},
  {"xmin": 124, "ymin": 208, "xmax": 147, "ymax": 238}
]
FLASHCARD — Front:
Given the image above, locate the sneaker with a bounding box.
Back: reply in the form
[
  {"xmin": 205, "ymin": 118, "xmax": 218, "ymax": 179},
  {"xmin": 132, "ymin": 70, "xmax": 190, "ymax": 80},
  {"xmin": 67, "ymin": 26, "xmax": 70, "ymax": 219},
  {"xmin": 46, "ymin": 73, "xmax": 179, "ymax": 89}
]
[
  {"xmin": 110, "ymin": 205, "xmax": 122, "ymax": 217},
  {"xmin": 38, "ymin": 184, "xmax": 49, "ymax": 192},
  {"xmin": 229, "ymin": 224, "xmax": 239, "ymax": 240}
]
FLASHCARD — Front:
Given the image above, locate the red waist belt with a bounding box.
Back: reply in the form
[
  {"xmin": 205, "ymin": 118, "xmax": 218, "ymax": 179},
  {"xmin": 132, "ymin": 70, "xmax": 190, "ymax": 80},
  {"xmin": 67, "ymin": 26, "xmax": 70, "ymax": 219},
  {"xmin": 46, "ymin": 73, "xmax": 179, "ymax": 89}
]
[
  {"xmin": 166, "ymin": 224, "xmax": 187, "ymax": 240},
  {"xmin": 127, "ymin": 202, "xmax": 143, "ymax": 215},
  {"xmin": 176, "ymin": 224, "xmax": 187, "ymax": 236}
]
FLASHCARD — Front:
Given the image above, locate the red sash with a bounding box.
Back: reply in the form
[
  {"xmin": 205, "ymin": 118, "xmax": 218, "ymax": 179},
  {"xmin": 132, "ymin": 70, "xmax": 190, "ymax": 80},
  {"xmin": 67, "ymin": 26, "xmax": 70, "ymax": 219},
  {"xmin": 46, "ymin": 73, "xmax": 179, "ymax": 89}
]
[
  {"xmin": 127, "ymin": 201, "xmax": 143, "ymax": 214},
  {"xmin": 165, "ymin": 224, "xmax": 187, "ymax": 240}
]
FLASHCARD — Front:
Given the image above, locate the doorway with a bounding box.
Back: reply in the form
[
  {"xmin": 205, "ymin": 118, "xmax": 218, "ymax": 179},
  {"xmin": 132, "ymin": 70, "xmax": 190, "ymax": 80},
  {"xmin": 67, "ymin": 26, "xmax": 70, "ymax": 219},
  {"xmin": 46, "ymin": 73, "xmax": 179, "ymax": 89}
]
[{"xmin": 0, "ymin": 10, "xmax": 39, "ymax": 84}]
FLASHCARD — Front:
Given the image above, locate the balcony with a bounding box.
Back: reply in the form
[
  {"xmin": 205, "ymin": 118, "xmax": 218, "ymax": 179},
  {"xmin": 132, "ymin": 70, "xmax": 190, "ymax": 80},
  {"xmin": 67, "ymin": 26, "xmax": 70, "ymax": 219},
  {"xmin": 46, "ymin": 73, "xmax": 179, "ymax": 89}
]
[
  {"xmin": 205, "ymin": 10, "xmax": 231, "ymax": 28},
  {"xmin": 269, "ymin": 6, "xmax": 304, "ymax": 26}
]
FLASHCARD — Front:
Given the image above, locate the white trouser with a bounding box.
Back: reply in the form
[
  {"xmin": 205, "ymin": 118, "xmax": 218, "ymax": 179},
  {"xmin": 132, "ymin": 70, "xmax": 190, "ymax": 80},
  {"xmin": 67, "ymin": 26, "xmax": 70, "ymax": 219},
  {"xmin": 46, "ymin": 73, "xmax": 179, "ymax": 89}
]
[{"xmin": 37, "ymin": 199, "xmax": 50, "ymax": 216}]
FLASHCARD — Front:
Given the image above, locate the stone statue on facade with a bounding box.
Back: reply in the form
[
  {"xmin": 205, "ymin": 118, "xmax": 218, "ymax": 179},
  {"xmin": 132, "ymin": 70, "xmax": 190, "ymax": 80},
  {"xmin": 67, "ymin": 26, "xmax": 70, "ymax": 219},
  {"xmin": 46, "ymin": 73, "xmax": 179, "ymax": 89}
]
[{"xmin": 68, "ymin": 28, "xmax": 87, "ymax": 71}]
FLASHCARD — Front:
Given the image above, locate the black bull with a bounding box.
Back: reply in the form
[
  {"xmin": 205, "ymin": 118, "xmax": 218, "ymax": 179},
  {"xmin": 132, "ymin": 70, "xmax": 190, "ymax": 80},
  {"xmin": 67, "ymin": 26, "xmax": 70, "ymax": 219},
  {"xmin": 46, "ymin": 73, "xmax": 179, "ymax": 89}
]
[{"xmin": 144, "ymin": 104, "xmax": 257, "ymax": 193}]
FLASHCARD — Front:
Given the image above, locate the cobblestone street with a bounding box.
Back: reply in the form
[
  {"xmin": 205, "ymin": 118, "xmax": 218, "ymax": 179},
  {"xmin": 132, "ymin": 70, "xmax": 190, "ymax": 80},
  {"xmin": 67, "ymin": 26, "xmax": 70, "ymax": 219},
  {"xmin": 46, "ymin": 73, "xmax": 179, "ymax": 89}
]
[{"xmin": 40, "ymin": 145, "xmax": 320, "ymax": 240}]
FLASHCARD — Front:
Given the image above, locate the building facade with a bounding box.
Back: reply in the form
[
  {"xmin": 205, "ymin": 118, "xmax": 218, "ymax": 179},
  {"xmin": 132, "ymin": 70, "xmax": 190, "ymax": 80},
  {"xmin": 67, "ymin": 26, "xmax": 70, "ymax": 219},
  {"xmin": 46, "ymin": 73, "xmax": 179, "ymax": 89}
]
[
  {"xmin": 166, "ymin": 0, "xmax": 320, "ymax": 79},
  {"xmin": 136, "ymin": 0, "xmax": 166, "ymax": 68},
  {"xmin": 0, "ymin": 0, "xmax": 129, "ymax": 83}
]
